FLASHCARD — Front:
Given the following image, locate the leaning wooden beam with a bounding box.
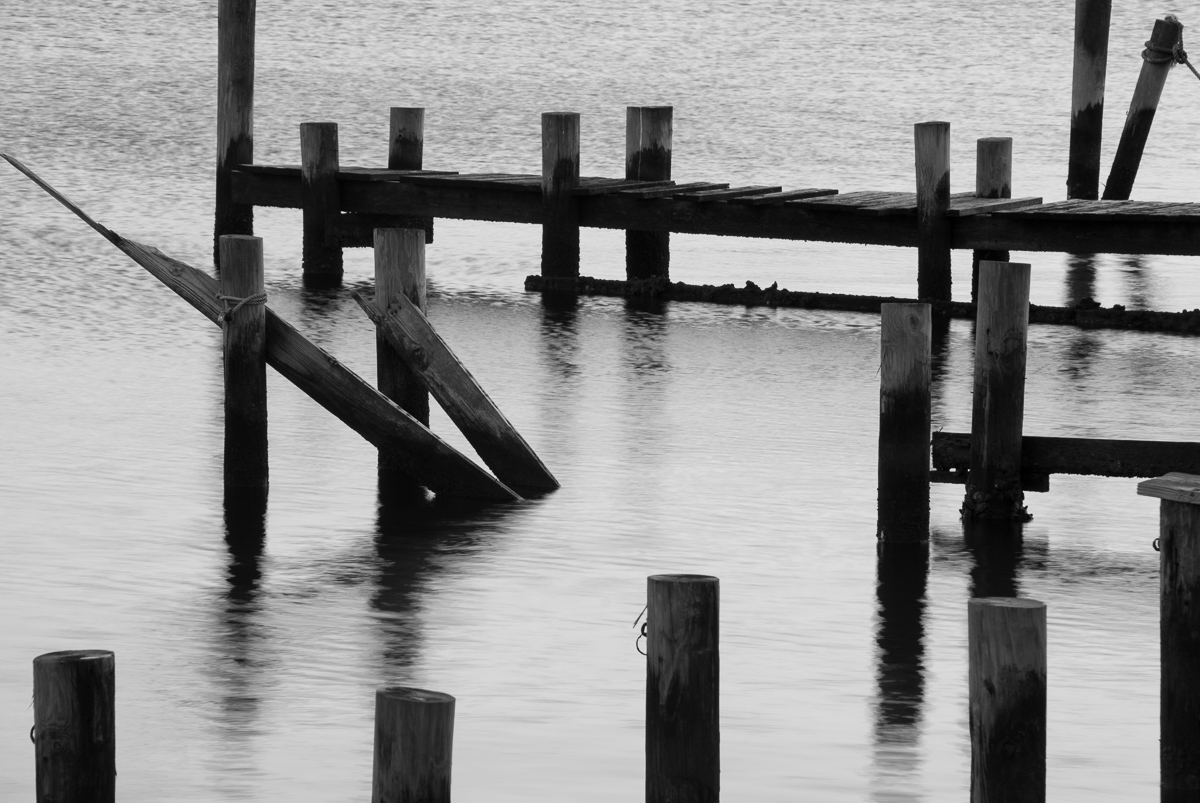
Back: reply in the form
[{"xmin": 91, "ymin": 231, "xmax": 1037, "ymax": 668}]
[
  {"xmin": 1, "ymin": 154, "xmax": 519, "ymax": 502},
  {"xmin": 352, "ymin": 291, "xmax": 560, "ymax": 493},
  {"xmin": 933, "ymin": 431, "xmax": 1200, "ymax": 479}
]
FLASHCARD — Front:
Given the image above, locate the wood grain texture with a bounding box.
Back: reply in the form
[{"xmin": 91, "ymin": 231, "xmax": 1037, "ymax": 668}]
[
  {"xmin": 1140, "ymin": 473, "xmax": 1200, "ymax": 504},
  {"xmin": 1160, "ymin": 499, "xmax": 1200, "ymax": 797},
  {"xmin": 214, "ymin": 0, "xmax": 255, "ymax": 264},
  {"xmin": 34, "ymin": 650, "xmax": 115, "ymax": 803},
  {"xmin": 1068, "ymin": 0, "xmax": 1112, "ymax": 200},
  {"xmin": 626, "ymin": 106, "xmax": 673, "ymax": 280},
  {"xmin": 878, "ymin": 303, "xmax": 931, "ymax": 543},
  {"xmin": 375, "ymin": 229, "xmax": 429, "ymax": 438},
  {"xmin": 915, "ymin": 121, "xmax": 952, "ymax": 301},
  {"xmin": 355, "ymin": 291, "xmax": 559, "ymax": 493},
  {"xmin": 647, "ymin": 575, "xmax": 719, "ymax": 803},
  {"xmin": 965, "ymin": 262, "xmax": 1031, "ymax": 520},
  {"xmin": 388, "ymin": 108, "xmax": 424, "ymax": 171},
  {"xmin": 541, "ymin": 112, "xmax": 580, "ymax": 279},
  {"xmin": 219, "ymin": 235, "xmax": 268, "ymax": 490},
  {"xmin": 968, "ymin": 598, "xmax": 1046, "ymax": 803},
  {"xmin": 300, "ymin": 121, "xmax": 343, "ymax": 284},
  {"xmin": 972, "ymin": 138, "xmax": 1013, "ymax": 305},
  {"xmin": 1103, "ymin": 17, "xmax": 1182, "ymax": 200},
  {"xmin": 373, "ymin": 687, "xmax": 454, "ymax": 803}
]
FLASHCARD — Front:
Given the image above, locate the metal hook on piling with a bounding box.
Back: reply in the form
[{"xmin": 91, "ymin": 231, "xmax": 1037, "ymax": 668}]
[
  {"xmin": 1154, "ymin": 537, "xmax": 1161, "ymax": 552},
  {"xmin": 633, "ymin": 605, "xmax": 648, "ymax": 655}
]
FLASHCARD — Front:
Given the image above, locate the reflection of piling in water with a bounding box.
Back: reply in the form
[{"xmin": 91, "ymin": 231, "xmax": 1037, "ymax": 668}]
[
  {"xmin": 872, "ymin": 543, "xmax": 929, "ymax": 800},
  {"xmin": 963, "ymin": 519, "xmax": 1024, "ymax": 599},
  {"xmin": 968, "ymin": 598, "xmax": 1046, "ymax": 803},
  {"xmin": 33, "ymin": 650, "xmax": 117, "ymax": 803},
  {"xmin": 878, "ymin": 303, "xmax": 931, "ymax": 543},
  {"xmin": 1138, "ymin": 473, "xmax": 1200, "ymax": 800},
  {"xmin": 626, "ymin": 106, "xmax": 673, "ymax": 281},
  {"xmin": 220, "ymin": 234, "xmax": 268, "ymax": 492},
  {"xmin": 646, "ymin": 575, "xmax": 719, "ymax": 803},
  {"xmin": 373, "ymin": 687, "xmax": 455, "ymax": 803}
]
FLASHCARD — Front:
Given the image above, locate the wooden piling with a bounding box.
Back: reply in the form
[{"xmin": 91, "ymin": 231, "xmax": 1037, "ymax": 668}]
[
  {"xmin": 1068, "ymin": 0, "xmax": 1112, "ymax": 200},
  {"xmin": 626, "ymin": 106, "xmax": 672, "ymax": 280},
  {"xmin": 968, "ymin": 598, "xmax": 1046, "ymax": 803},
  {"xmin": 389, "ymin": 107, "xmax": 434, "ymax": 244},
  {"xmin": 301, "ymin": 121, "xmax": 343, "ymax": 285},
  {"xmin": 1103, "ymin": 16, "xmax": 1183, "ymax": 201},
  {"xmin": 541, "ymin": 112, "xmax": 580, "ymax": 280},
  {"xmin": 914, "ymin": 121, "xmax": 951, "ymax": 302},
  {"xmin": 971, "ymin": 138, "xmax": 1012, "ymax": 305},
  {"xmin": 1137, "ymin": 472, "xmax": 1200, "ymax": 800},
  {"xmin": 646, "ymin": 574, "xmax": 719, "ymax": 803},
  {"xmin": 877, "ymin": 303, "xmax": 931, "ymax": 543},
  {"xmin": 219, "ymin": 234, "xmax": 268, "ymax": 490},
  {"xmin": 33, "ymin": 650, "xmax": 116, "ymax": 803},
  {"xmin": 964, "ymin": 261, "xmax": 1031, "ymax": 520},
  {"xmin": 373, "ymin": 687, "xmax": 455, "ymax": 803},
  {"xmin": 375, "ymin": 229, "xmax": 429, "ymax": 431},
  {"xmin": 214, "ymin": 0, "xmax": 255, "ymax": 266}
]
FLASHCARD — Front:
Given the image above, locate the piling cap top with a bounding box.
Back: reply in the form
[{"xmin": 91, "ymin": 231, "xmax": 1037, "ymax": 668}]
[
  {"xmin": 33, "ymin": 650, "xmax": 114, "ymax": 665},
  {"xmin": 1138, "ymin": 472, "xmax": 1200, "ymax": 504},
  {"xmin": 648, "ymin": 574, "xmax": 719, "ymax": 584},
  {"xmin": 968, "ymin": 597, "xmax": 1045, "ymax": 610},
  {"xmin": 376, "ymin": 687, "xmax": 456, "ymax": 705}
]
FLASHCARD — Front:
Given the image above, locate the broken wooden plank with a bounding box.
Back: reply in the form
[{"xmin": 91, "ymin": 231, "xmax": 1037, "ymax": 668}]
[
  {"xmin": 1138, "ymin": 472, "xmax": 1200, "ymax": 504},
  {"xmin": 620, "ymin": 181, "xmax": 730, "ymax": 199},
  {"xmin": 946, "ymin": 196, "xmax": 1044, "ymax": 217},
  {"xmin": 674, "ymin": 185, "xmax": 784, "ymax": 202},
  {"xmin": 933, "ymin": 431, "xmax": 1200, "ymax": 479},
  {"xmin": 1, "ymin": 153, "xmax": 519, "ymax": 502},
  {"xmin": 731, "ymin": 188, "xmax": 839, "ymax": 205},
  {"xmin": 572, "ymin": 179, "xmax": 675, "ymax": 196},
  {"xmin": 353, "ymin": 291, "xmax": 560, "ymax": 494}
]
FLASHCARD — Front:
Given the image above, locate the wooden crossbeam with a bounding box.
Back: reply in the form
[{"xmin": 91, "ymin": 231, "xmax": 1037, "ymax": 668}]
[{"xmin": 932, "ymin": 431, "xmax": 1200, "ymax": 479}]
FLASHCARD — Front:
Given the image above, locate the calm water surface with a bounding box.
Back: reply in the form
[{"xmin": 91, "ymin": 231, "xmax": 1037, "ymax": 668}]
[{"xmin": 3, "ymin": 1, "xmax": 1199, "ymax": 800}]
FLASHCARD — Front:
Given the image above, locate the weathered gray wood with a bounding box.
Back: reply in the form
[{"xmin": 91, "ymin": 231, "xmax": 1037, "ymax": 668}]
[
  {"xmin": 219, "ymin": 235, "xmax": 268, "ymax": 490},
  {"xmin": 354, "ymin": 290, "xmax": 559, "ymax": 493},
  {"xmin": 676, "ymin": 185, "xmax": 783, "ymax": 202},
  {"xmin": 938, "ymin": 434, "xmax": 1200, "ymax": 480},
  {"xmin": 1156, "ymin": 491, "xmax": 1200, "ymax": 800},
  {"xmin": 1068, "ymin": 0, "xmax": 1112, "ymax": 200},
  {"xmin": 215, "ymin": 0, "xmax": 255, "ymax": 265},
  {"xmin": 647, "ymin": 575, "xmax": 719, "ymax": 803},
  {"xmin": 964, "ymin": 261, "xmax": 1031, "ymax": 520},
  {"xmin": 915, "ymin": 121, "xmax": 952, "ymax": 301},
  {"xmin": 626, "ymin": 106, "xmax": 673, "ymax": 280},
  {"xmin": 972, "ymin": 138, "xmax": 1013, "ymax": 305},
  {"xmin": 734, "ymin": 188, "xmax": 839, "ymax": 205},
  {"xmin": 373, "ymin": 687, "xmax": 454, "ymax": 803},
  {"xmin": 384, "ymin": 108, "xmax": 434, "ymax": 244},
  {"xmin": 542, "ymin": 112, "xmax": 580, "ymax": 279},
  {"xmin": 621, "ymin": 181, "xmax": 729, "ymax": 199},
  {"xmin": 330, "ymin": 213, "xmax": 432, "ymax": 248},
  {"xmin": 947, "ymin": 196, "xmax": 1042, "ymax": 217},
  {"xmin": 573, "ymin": 178, "xmax": 674, "ymax": 196},
  {"xmin": 300, "ymin": 121, "xmax": 342, "ymax": 284},
  {"xmin": 878, "ymin": 303, "xmax": 931, "ymax": 543},
  {"xmin": 375, "ymin": 228, "xmax": 430, "ymax": 489},
  {"xmin": 968, "ymin": 598, "xmax": 1047, "ymax": 803},
  {"xmin": 1103, "ymin": 16, "xmax": 1183, "ymax": 200},
  {"xmin": 34, "ymin": 650, "xmax": 116, "ymax": 803}
]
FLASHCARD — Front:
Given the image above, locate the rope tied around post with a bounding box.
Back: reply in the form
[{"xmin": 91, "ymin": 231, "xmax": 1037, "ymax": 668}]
[
  {"xmin": 1142, "ymin": 16, "xmax": 1200, "ymax": 82},
  {"xmin": 216, "ymin": 292, "xmax": 267, "ymax": 323}
]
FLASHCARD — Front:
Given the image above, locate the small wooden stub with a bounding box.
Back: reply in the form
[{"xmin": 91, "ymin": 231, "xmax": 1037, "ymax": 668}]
[
  {"xmin": 1138, "ymin": 473, "xmax": 1200, "ymax": 505},
  {"xmin": 373, "ymin": 687, "xmax": 455, "ymax": 803}
]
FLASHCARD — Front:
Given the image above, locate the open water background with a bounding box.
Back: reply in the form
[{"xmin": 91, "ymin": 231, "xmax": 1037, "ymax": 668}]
[{"xmin": 3, "ymin": 0, "xmax": 1200, "ymax": 800}]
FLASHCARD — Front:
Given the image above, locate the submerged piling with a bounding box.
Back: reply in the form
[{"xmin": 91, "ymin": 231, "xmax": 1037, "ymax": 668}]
[
  {"xmin": 877, "ymin": 303, "xmax": 931, "ymax": 543},
  {"xmin": 219, "ymin": 234, "xmax": 268, "ymax": 490},
  {"xmin": 541, "ymin": 112, "xmax": 581, "ymax": 280},
  {"xmin": 214, "ymin": 0, "xmax": 255, "ymax": 265},
  {"xmin": 1138, "ymin": 473, "xmax": 1200, "ymax": 800},
  {"xmin": 1103, "ymin": 16, "xmax": 1183, "ymax": 200},
  {"xmin": 914, "ymin": 121, "xmax": 951, "ymax": 302},
  {"xmin": 972, "ymin": 138, "xmax": 1012, "ymax": 305},
  {"xmin": 301, "ymin": 121, "xmax": 343, "ymax": 285},
  {"xmin": 33, "ymin": 650, "xmax": 116, "ymax": 803},
  {"xmin": 964, "ymin": 261, "xmax": 1031, "ymax": 520},
  {"xmin": 373, "ymin": 687, "xmax": 455, "ymax": 803},
  {"xmin": 1068, "ymin": 0, "xmax": 1112, "ymax": 200},
  {"xmin": 646, "ymin": 574, "xmax": 719, "ymax": 803},
  {"xmin": 626, "ymin": 106, "xmax": 673, "ymax": 280},
  {"xmin": 968, "ymin": 598, "xmax": 1047, "ymax": 803}
]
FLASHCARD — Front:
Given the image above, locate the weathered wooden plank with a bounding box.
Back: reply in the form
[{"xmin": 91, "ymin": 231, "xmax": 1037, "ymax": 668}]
[
  {"xmin": 947, "ymin": 196, "xmax": 1044, "ymax": 217},
  {"xmin": 792, "ymin": 190, "xmax": 904, "ymax": 211},
  {"xmin": 933, "ymin": 431, "xmax": 1200, "ymax": 478},
  {"xmin": 353, "ymin": 291, "xmax": 560, "ymax": 493},
  {"xmin": 1138, "ymin": 473, "xmax": 1200, "ymax": 504},
  {"xmin": 733, "ymin": 188, "xmax": 838, "ymax": 205},
  {"xmin": 573, "ymin": 179, "xmax": 674, "ymax": 196},
  {"xmin": 674, "ymin": 185, "xmax": 783, "ymax": 202},
  {"xmin": 621, "ymin": 181, "xmax": 729, "ymax": 199}
]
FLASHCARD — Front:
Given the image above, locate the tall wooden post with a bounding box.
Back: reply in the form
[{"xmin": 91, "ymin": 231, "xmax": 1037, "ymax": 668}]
[
  {"xmin": 1103, "ymin": 16, "xmax": 1183, "ymax": 200},
  {"xmin": 1137, "ymin": 472, "xmax": 1200, "ymax": 801},
  {"xmin": 646, "ymin": 574, "xmax": 719, "ymax": 803},
  {"xmin": 964, "ymin": 261, "xmax": 1031, "ymax": 521},
  {"xmin": 389, "ymin": 107, "xmax": 434, "ymax": 244},
  {"xmin": 214, "ymin": 0, "xmax": 256, "ymax": 266},
  {"xmin": 301, "ymin": 121, "xmax": 343, "ymax": 286},
  {"xmin": 375, "ymin": 227, "xmax": 429, "ymax": 432},
  {"xmin": 373, "ymin": 687, "xmax": 455, "ymax": 803},
  {"xmin": 877, "ymin": 303, "xmax": 931, "ymax": 543},
  {"xmin": 541, "ymin": 112, "xmax": 581, "ymax": 280},
  {"xmin": 914, "ymin": 121, "xmax": 951, "ymax": 302},
  {"xmin": 626, "ymin": 106, "xmax": 672, "ymax": 280},
  {"xmin": 219, "ymin": 234, "xmax": 268, "ymax": 490},
  {"xmin": 971, "ymin": 138, "xmax": 1012, "ymax": 305},
  {"xmin": 968, "ymin": 598, "xmax": 1047, "ymax": 803},
  {"xmin": 33, "ymin": 650, "xmax": 116, "ymax": 803},
  {"xmin": 1068, "ymin": 0, "xmax": 1112, "ymax": 200}
]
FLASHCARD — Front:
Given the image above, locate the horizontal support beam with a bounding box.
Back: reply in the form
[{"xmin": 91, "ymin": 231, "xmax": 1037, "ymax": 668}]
[
  {"xmin": 932, "ymin": 431, "xmax": 1200, "ymax": 479},
  {"xmin": 953, "ymin": 213, "xmax": 1200, "ymax": 255}
]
